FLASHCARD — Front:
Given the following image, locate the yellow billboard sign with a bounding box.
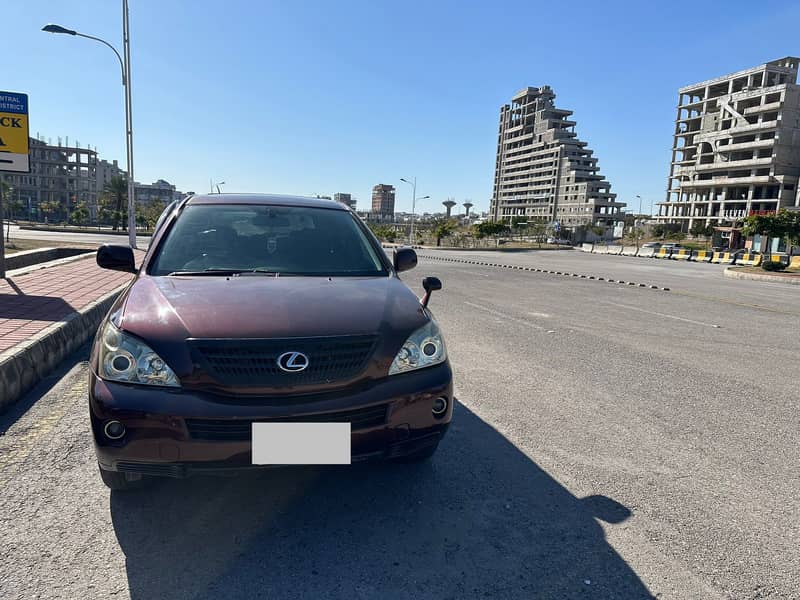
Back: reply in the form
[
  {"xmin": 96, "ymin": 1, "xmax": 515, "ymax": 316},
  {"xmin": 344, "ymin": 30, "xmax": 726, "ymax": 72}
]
[{"xmin": 0, "ymin": 91, "xmax": 30, "ymax": 172}]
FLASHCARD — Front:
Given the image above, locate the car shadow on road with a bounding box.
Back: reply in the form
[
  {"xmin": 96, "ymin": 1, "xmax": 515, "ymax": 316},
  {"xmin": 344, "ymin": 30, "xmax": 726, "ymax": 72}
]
[{"xmin": 110, "ymin": 403, "xmax": 654, "ymax": 599}]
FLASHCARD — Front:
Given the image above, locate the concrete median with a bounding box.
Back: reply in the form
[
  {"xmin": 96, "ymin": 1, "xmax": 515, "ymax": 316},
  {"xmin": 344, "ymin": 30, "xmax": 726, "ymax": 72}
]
[
  {"xmin": 691, "ymin": 250, "xmax": 713, "ymax": 262},
  {"xmin": 581, "ymin": 243, "xmax": 594, "ymax": 252},
  {"xmin": 654, "ymin": 247, "xmax": 672, "ymax": 259},
  {"xmin": 621, "ymin": 246, "xmax": 639, "ymax": 256},
  {"xmin": 670, "ymin": 248, "xmax": 692, "ymax": 260},
  {"xmin": 637, "ymin": 247, "xmax": 656, "ymax": 258},
  {"xmin": 606, "ymin": 245, "xmax": 623, "ymax": 255},
  {"xmin": 737, "ymin": 253, "xmax": 762, "ymax": 267},
  {"xmin": 593, "ymin": 245, "xmax": 609, "ymax": 254},
  {"xmin": 711, "ymin": 251, "xmax": 736, "ymax": 264}
]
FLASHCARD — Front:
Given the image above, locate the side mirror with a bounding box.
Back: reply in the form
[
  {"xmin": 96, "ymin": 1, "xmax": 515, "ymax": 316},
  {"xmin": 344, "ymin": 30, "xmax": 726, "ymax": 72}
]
[
  {"xmin": 421, "ymin": 276, "xmax": 442, "ymax": 308},
  {"xmin": 97, "ymin": 244, "xmax": 136, "ymax": 273},
  {"xmin": 393, "ymin": 247, "xmax": 417, "ymax": 273}
]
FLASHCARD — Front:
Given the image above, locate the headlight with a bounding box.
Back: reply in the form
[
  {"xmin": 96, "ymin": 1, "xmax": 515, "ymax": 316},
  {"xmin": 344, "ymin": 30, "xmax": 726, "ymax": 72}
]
[
  {"xmin": 97, "ymin": 321, "xmax": 179, "ymax": 387},
  {"xmin": 389, "ymin": 320, "xmax": 447, "ymax": 375}
]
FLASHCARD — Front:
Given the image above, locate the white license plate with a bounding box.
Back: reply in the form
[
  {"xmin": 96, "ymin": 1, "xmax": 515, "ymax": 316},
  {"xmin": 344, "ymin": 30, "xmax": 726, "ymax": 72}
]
[{"xmin": 251, "ymin": 423, "xmax": 351, "ymax": 465}]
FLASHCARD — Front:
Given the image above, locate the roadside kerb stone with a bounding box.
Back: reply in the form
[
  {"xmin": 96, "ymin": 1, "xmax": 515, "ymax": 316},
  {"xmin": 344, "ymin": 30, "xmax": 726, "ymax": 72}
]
[
  {"xmin": 0, "ymin": 288, "xmax": 123, "ymax": 413},
  {"xmin": 723, "ymin": 267, "xmax": 800, "ymax": 286}
]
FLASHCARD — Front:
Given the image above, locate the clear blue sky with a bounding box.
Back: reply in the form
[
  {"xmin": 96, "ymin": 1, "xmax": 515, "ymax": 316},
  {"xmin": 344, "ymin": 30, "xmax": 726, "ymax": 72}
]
[{"xmin": 5, "ymin": 0, "xmax": 800, "ymax": 215}]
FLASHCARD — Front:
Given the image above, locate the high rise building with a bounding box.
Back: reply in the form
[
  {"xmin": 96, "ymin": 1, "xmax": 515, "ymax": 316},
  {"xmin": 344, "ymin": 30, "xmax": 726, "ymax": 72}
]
[
  {"xmin": 334, "ymin": 192, "xmax": 356, "ymax": 210},
  {"xmin": 371, "ymin": 184, "xmax": 395, "ymax": 218},
  {"xmin": 489, "ymin": 86, "xmax": 624, "ymax": 230},
  {"xmin": 658, "ymin": 57, "xmax": 800, "ymax": 230}
]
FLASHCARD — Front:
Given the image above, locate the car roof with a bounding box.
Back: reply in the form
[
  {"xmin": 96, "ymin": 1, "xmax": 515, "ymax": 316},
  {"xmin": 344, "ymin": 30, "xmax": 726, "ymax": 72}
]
[{"xmin": 185, "ymin": 193, "xmax": 348, "ymax": 210}]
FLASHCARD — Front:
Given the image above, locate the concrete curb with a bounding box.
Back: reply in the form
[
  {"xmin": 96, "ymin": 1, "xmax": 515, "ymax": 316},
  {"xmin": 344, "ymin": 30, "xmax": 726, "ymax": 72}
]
[
  {"xmin": 7, "ymin": 250, "xmax": 96, "ymax": 277},
  {"xmin": 0, "ymin": 287, "xmax": 123, "ymax": 414},
  {"xmin": 724, "ymin": 267, "xmax": 800, "ymax": 286},
  {"xmin": 5, "ymin": 247, "xmax": 95, "ymax": 271},
  {"xmin": 417, "ymin": 253, "xmax": 670, "ymax": 291}
]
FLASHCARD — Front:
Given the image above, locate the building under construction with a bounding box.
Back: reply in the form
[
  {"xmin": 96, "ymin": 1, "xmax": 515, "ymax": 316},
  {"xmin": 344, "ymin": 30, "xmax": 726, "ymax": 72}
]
[
  {"xmin": 0, "ymin": 137, "xmax": 99, "ymax": 220},
  {"xmin": 489, "ymin": 86, "xmax": 624, "ymax": 231},
  {"xmin": 658, "ymin": 57, "xmax": 800, "ymax": 232}
]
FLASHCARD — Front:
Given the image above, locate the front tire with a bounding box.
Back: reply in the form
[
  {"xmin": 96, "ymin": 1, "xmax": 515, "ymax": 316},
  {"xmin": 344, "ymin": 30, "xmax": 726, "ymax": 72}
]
[{"xmin": 98, "ymin": 465, "xmax": 150, "ymax": 491}]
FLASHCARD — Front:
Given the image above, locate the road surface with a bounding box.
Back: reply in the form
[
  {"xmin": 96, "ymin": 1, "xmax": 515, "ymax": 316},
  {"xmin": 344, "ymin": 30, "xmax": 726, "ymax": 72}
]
[{"xmin": 1, "ymin": 251, "xmax": 797, "ymax": 599}]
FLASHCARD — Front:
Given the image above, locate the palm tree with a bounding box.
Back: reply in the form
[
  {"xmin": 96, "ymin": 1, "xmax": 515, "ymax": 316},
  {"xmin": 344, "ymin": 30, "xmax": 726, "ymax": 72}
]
[{"xmin": 102, "ymin": 175, "xmax": 128, "ymax": 231}]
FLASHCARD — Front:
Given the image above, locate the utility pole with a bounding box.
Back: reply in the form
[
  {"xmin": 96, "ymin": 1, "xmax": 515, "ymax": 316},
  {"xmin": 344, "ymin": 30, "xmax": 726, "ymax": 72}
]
[{"xmin": 0, "ymin": 179, "xmax": 5, "ymax": 279}]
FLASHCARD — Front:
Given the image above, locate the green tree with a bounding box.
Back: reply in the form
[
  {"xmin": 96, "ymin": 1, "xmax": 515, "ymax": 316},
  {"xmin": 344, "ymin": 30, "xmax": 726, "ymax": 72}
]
[
  {"xmin": 623, "ymin": 227, "xmax": 646, "ymax": 250},
  {"xmin": 137, "ymin": 199, "xmax": 166, "ymax": 231},
  {"xmin": 39, "ymin": 200, "xmax": 60, "ymax": 224},
  {"xmin": 368, "ymin": 224, "xmax": 396, "ymax": 243},
  {"xmin": 473, "ymin": 221, "xmax": 510, "ymax": 240},
  {"xmin": 70, "ymin": 201, "xmax": 89, "ymax": 227},
  {"xmin": 590, "ymin": 225, "xmax": 606, "ymax": 241},
  {"xmin": 743, "ymin": 209, "xmax": 800, "ymax": 255},
  {"xmin": 431, "ymin": 218, "xmax": 457, "ymax": 247},
  {"xmin": 102, "ymin": 175, "xmax": 128, "ymax": 231}
]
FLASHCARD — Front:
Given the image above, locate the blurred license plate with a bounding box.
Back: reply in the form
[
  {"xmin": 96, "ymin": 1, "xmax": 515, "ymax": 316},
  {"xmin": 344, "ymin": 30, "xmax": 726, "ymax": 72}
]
[{"xmin": 251, "ymin": 423, "xmax": 351, "ymax": 465}]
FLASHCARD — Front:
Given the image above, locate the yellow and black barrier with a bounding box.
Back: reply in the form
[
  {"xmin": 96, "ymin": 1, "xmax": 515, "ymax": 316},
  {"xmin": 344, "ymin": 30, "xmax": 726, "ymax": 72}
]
[
  {"xmin": 711, "ymin": 251, "xmax": 736, "ymax": 264},
  {"xmin": 691, "ymin": 250, "xmax": 713, "ymax": 262},
  {"xmin": 736, "ymin": 253, "xmax": 762, "ymax": 266},
  {"xmin": 789, "ymin": 256, "xmax": 800, "ymax": 270},
  {"xmin": 670, "ymin": 248, "xmax": 692, "ymax": 260},
  {"xmin": 654, "ymin": 247, "xmax": 672, "ymax": 259}
]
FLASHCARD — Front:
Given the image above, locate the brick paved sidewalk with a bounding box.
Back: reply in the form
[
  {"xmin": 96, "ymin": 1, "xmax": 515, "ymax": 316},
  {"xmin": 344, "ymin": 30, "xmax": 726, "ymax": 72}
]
[{"xmin": 0, "ymin": 253, "xmax": 141, "ymax": 355}]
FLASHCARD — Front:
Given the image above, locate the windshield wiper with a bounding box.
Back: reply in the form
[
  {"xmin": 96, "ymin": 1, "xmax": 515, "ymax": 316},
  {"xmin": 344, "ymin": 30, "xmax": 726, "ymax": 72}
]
[{"xmin": 167, "ymin": 268, "xmax": 248, "ymax": 276}]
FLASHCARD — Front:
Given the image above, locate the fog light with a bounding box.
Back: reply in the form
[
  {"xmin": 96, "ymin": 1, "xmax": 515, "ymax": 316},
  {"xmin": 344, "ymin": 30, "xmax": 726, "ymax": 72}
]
[
  {"xmin": 104, "ymin": 420, "xmax": 126, "ymax": 440},
  {"xmin": 432, "ymin": 397, "xmax": 448, "ymax": 417}
]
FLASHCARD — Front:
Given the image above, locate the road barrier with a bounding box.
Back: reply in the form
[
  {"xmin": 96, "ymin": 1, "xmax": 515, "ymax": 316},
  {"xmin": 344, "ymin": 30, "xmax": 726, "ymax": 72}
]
[
  {"xmin": 670, "ymin": 248, "xmax": 692, "ymax": 260},
  {"xmin": 654, "ymin": 247, "xmax": 673, "ymax": 259},
  {"xmin": 789, "ymin": 256, "xmax": 800, "ymax": 270},
  {"xmin": 607, "ymin": 245, "xmax": 623, "ymax": 255},
  {"xmin": 691, "ymin": 250, "xmax": 713, "ymax": 262},
  {"xmin": 581, "ymin": 243, "xmax": 594, "ymax": 252},
  {"xmin": 737, "ymin": 253, "xmax": 762, "ymax": 266},
  {"xmin": 621, "ymin": 246, "xmax": 639, "ymax": 256},
  {"xmin": 637, "ymin": 247, "xmax": 656, "ymax": 258},
  {"xmin": 593, "ymin": 245, "xmax": 609, "ymax": 254},
  {"xmin": 711, "ymin": 251, "xmax": 736, "ymax": 264}
]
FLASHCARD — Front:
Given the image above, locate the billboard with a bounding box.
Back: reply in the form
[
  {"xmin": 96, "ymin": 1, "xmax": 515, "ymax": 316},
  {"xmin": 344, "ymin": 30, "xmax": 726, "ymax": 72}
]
[{"xmin": 0, "ymin": 91, "xmax": 30, "ymax": 173}]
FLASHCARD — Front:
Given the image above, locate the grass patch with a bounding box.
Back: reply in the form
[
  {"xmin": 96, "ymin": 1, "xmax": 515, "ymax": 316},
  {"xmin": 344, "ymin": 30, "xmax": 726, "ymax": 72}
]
[{"xmin": 4, "ymin": 238, "xmax": 96, "ymax": 253}]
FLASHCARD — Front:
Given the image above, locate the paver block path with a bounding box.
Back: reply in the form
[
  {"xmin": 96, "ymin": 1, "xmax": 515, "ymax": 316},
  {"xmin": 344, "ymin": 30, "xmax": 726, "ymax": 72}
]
[{"xmin": 0, "ymin": 253, "xmax": 142, "ymax": 354}]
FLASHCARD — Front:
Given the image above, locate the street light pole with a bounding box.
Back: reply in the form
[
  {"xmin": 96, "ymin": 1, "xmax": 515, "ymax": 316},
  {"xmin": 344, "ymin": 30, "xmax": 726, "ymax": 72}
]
[
  {"xmin": 400, "ymin": 177, "xmax": 416, "ymax": 245},
  {"xmin": 122, "ymin": 0, "xmax": 136, "ymax": 248},
  {"xmin": 42, "ymin": 0, "xmax": 138, "ymax": 249}
]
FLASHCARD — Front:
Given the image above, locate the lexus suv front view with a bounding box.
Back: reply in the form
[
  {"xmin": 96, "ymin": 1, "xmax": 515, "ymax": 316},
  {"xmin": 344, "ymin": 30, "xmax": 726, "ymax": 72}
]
[{"xmin": 89, "ymin": 194, "xmax": 453, "ymax": 490}]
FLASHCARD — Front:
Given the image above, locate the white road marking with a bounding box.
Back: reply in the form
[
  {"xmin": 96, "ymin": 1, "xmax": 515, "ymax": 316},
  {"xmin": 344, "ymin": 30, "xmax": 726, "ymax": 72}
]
[
  {"xmin": 464, "ymin": 301, "xmax": 548, "ymax": 331},
  {"xmin": 607, "ymin": 301, "xmax": 721, "ymax": 328}
]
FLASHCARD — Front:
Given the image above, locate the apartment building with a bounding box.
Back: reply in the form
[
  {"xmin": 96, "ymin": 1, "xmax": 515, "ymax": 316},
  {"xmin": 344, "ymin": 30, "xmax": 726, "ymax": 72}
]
[
  {"xmin": 97, "ymin": 159, "xmax": 124, "ymax": 193},
  {"xmin": 489, "ymin": 86, "xmax": 624, "ymax": 230},
  {"xmin": 0, "ymin": 137, "xmax": 99, "ymax": 219},
  {"xmin": 334, "ymin": 192, "xmax": 356, "ymax": 210},
  {"xmin": 371, "ymin": 184, "xmax": 395, "ymax": 218},
  {"xmin": 658, "ymin": 57, "xmax": 800, "ymax": 229}
]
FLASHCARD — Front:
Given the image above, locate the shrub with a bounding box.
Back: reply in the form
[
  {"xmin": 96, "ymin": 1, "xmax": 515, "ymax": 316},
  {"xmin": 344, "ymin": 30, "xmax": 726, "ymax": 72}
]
[{"xmin": 761, "ymin": 261, "xmax": 785, "ymax": 272}]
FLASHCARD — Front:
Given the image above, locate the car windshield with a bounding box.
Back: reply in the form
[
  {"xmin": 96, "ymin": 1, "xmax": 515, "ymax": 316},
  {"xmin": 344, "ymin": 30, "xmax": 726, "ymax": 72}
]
[{"xmin": 149, "ymin": 204, "xmax": 387, "ymax": 276}]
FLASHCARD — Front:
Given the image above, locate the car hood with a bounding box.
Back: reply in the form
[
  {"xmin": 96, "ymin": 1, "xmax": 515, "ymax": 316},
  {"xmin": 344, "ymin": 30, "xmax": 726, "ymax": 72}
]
[
  {"xmin": 119, "ymin": 274, "xmax": 426, "ymax": 339},
  {"xmin": 112, "ymin": 274, "xmax": 430, "ymax": 389}
]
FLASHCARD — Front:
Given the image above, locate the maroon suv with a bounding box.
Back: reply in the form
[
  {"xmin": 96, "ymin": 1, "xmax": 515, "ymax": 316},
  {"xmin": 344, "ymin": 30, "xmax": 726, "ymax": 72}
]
[{"xmin": 90, "ymin": 194, "xmax": 453, "ymax": 490}]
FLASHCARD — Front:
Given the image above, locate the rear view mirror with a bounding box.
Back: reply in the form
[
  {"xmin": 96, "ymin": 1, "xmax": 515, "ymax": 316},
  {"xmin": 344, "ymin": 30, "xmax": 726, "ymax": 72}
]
[
  {"xmin": 96, "ymin": 244, "xmax": 136, "ymax": 273},
  {"xmin": 393, "ymin": 247, "xmax": 417, "ymax": 273},
  {"xmin": 421, "ymin": 276, "xmax": 442, "ymax": 308}
]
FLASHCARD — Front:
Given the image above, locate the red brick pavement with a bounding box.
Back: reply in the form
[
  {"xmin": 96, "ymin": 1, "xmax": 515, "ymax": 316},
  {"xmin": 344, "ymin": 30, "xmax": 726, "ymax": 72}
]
[{"xmin": 0, "ymin": 253, "xmax": 142, "ymax": 355}]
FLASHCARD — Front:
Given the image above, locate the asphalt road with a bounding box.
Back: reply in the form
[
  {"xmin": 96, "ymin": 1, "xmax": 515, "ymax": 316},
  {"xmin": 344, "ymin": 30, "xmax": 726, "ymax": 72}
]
[{"xmin": 1, "ymin": 251, "xmax": 798, "ymax": 599}]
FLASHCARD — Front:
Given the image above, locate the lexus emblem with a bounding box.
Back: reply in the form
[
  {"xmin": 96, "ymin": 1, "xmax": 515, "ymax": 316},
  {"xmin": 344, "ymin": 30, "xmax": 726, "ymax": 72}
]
[{"xmin": 277, "ymin": 351, "xmax": 309, "ymax": 372}]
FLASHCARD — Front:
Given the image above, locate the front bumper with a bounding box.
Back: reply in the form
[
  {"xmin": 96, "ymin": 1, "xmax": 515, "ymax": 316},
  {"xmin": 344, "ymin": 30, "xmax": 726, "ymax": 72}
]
[{"xmin": 89, "ymin": 363, "xmax": 453, "ymax": 477}]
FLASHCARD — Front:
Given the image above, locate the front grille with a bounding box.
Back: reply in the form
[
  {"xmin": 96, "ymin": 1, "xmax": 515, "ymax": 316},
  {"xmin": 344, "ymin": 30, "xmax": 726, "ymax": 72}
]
[
  {"xmin": 116, "ymin": 461, "xmax": 186, "ymax": 478},
  {"xmin": 188, "ymin": 335, "xmax": 378, "ymax": 386},
  {"xmin": 185, "ymin": 404, "xmax": 389, "ymax": 441}
]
